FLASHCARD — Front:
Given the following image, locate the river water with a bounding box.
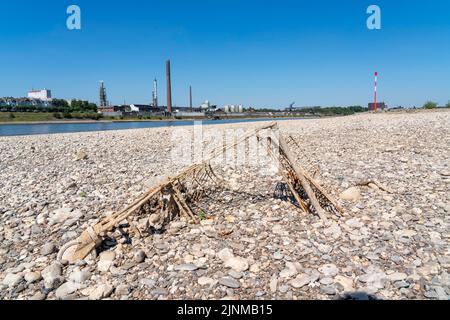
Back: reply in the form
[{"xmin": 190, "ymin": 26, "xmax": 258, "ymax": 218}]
[{"xmin": 0, "ymin": 118, "xmax": 303, "ymax": 137}]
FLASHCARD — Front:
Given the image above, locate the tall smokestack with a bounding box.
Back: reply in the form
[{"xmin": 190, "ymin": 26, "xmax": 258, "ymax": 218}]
[
  {"xmin": 189, "ymin": 85, "xmax": 193, "ymax": 112},
  {"xmin": 99, "ymin": 80, "xmax": 107, "ymax": 107},
  {"xmin": 374, "ymin": 72, "xmax": 378, "ymax": 113},
  {"xmin": 166, "ymin": 60, "xmax": 172, "ymax": 114},
  {"xmin": 152, "ymin": 78, "xmax": 158, "ymax": 108}
]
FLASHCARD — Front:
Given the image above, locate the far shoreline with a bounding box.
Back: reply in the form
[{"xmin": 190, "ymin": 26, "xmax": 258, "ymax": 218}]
[
  {"xmin": 0, "ymin": 115, "xmax": 324, "ymax": 126},
  {"xmin": 2, "ymin": 108, "xmax": 446, "ymax": 126}
]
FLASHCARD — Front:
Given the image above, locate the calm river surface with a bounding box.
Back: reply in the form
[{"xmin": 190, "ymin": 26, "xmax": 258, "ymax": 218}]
[{"xmin": 0, "ymin": 118, "xmax": 304, "ymax": 137}]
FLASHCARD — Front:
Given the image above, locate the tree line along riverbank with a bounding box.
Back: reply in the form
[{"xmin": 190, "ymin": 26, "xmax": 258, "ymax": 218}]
[{"xmin": 0, "ymin": 106, "xmax": 369, "ymax": 124}]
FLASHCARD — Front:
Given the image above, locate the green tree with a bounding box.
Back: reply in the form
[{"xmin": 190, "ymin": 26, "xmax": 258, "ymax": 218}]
[
  {"xmin": 423, "ymin": 101, "xmax": 438, "ymax": 109},
  {"xmin": 52, "ymin": 99, "xmax": 69, "ymax": 109},
  {"xmin": 445, "ymin": 101, "xmax": 450, "ymax": 108},
  {"xmin": 347, "ymin": 105, "xmax": 367, "ymax": 113}
]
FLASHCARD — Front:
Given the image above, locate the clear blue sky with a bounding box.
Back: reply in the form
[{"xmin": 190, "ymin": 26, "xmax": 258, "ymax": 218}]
[{"xmin": 1, "ymin": 0, "xmax": 449, "ymax": 108}]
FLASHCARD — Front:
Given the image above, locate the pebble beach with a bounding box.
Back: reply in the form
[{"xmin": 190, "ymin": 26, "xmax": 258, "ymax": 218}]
[{"xmin": 0, "ymin": 110, "xmax": 449, "ymax": 300}]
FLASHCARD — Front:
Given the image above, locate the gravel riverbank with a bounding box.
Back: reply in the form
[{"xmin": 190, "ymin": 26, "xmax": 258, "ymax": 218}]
[{"xmin": 0, "ymin": 110, "xmax": 449, "ymax": 300}]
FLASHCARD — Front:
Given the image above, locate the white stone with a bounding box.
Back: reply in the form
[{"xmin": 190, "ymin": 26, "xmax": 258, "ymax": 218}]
[
  {"xmin": 69, "ymin": 270, "xmax": 91, "ymax": 283},
  {"xmin": 40, "ymin": 242, "xmax": 57, "ymax": 256},
  {"xmin": 134, "ymin": 250, "xmax": 146, "ymax": 263},
  {"xmin": 335, "ymin": 275, "xmax": 354, "ymax": 292},
  {"xmin": 2, "ymin": 273, "xmax": 24, "ymax": 288},
  {"xmin": 115, "ymin": 284, "xmax": 131, "ymax": 296},
  {"xmin": 387, "ymin": 272, "xmax": 407, "ymax": 282},
  {"xmin": 55, "ymin": 281, "xmax": 81, "ymax": 299},
  {"xmin": 444, "ymin": 204, "xmax": 450, "ymax": 213},
  {"xmin": 250, "ymin": 263, "xmax": 261, "ymax": 273},
  {"xmin": 24, "ymin": 271, "xmax": 41, "ymax": 284},
  {"xmin": 359, "ymin": 272, "xmax": 386, "ymax": 286},
  {"xmin": 89, "ymin": 284, "xmax": 114, "ymax": 300},
  {"xmin": 49, "ymin": 208, "xmax": 73, "ymax": 224},
  {"xmin": 41, "ymin": 263, "xmax": 63, "ymax": 289},
  {"xmin": 174, "ymin": 263, "xmax": 198, "ymax": 271},
  {"xmin": 323, "ymin": 223, "xmax": 342, "ymax": 239},
  {"xmin": 272, "ymin": 224, "xmax": 285, "ymax": 235},
  {"xmin": 198, "ymin": 277, "xmax": 216, "ymax": 286},
  {"xmin": 396, "ymin": 229, "xmax": 417, "ymax": 238},
  {"xmin": 289, "ymin": 274, "xmax": 312, "ymax": 289},
  {"xmin": 280, "ymin": 262, "xmax": 298, "ymax": 279},
  {"xmin": 98, "ymin": 251, "xmax": 116, "ymax": 272},
  {"xmin": 345, "ymin": 218, "xmax": 363, "ymax": 228},
  {"xmin": 218, "ymin": 277, "xmax": 240, "ymax": 289},
  {"xmin": 98, "ymin": 261, "xmax": 113, "ymax": 272},
  {"xmin": 217, "ymin": 248, "xmax": 234, "ymax": 262},
  {"xmin": 269, "ymin": 276, "xmax": 278, "ymax": 293},
  {"xmin": 339, "ymin": 187, "xmax": 361, "ymax": 201},
  {"xmin": 318, "ymin": 264, "xmax": 339, "ymax": 277},
  {"xmin": 317, "ymin": 244, "xmax": 333, "ymax": 254},
  {"xmin": 224, "ymin": 256, "xmax": 249, "ymax": 272}
]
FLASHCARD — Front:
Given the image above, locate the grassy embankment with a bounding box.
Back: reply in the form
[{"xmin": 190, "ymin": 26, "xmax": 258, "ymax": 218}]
[
  {"xmin": 0, "ymin": 112, "xmax": 320, "ymax": 123},
  {"xmin": 0, "ymin": 112, "xmax": 60, "ymax": 122},
  {"xmin": 0, "ymin": 112, "xmax": 106, "ymax": 123}
]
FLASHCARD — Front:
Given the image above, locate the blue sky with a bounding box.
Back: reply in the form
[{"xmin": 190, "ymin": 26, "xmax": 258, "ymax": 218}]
[{"xmin": 0, "ymin": 0, "xmax": 449, "ymax": 108}]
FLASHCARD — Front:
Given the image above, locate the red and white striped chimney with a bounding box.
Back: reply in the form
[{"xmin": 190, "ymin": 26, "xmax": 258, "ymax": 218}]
[{"xmin": 374, "ymin": 72, "xmax": 378, "ymax": 113}]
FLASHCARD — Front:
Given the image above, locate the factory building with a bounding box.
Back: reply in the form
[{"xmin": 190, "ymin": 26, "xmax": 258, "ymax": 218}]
[
  {"xmin": 99, "ymin": 81, "xmax": 108, "ymax": 107},
  {"xmin": 368, "ymin": 102, "xmax": 386, "ymax": 111},
  {"xmin": 129, "ymin": 104, "xmax": 153, "ymax": 113},
  {"xmin": 152, "ymin": 78, "xmax": 158, "ymax": 108},
  {"xmin": 223, "ymin": 104, "xmax": 244, "ymax": 113},
  {"xmin": 28, "ymin": 89, "xmax": 52, "ymax": 101},
  {"xmin": 200, "ymin": 101, "xmax": 210, "ymax": 110}
]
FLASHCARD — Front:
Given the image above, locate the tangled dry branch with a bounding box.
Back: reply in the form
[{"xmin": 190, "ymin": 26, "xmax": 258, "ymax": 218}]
[{"xmin": 58, "ymin": 123, "xmax": 343, "ymax": 263}]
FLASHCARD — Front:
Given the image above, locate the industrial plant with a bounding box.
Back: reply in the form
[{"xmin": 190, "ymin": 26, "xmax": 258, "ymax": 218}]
[
  {"xmin": 1, "ymin": 61, "xmax": 392, "ymax": 118},
  {"xmin": 95, "ymin": 59, "xmax": 249, "ymax": 119}
]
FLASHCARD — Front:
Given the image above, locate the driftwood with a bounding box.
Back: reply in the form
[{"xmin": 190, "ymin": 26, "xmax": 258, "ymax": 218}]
[
  {"xmin": 57, "ymin": 163, "xmax": 213, "ymax": 262},
  {"xmin": 284, "ymin": 135, "xmax": 345, "ymax": 214},
  {"xmin": 264, "ymin": 137, "xmax": 310, "ymax": 213},
  {"xmin": 356, "ymin": 179, "xmax": 394, "ymax": 194},
  {"xmin": 57, "ymin": 123, "xmax": 277, "ymax": 263},
  {"xmin": 277, "ymin": 135, "xmax": 329, "ymax": 222},
  {"xmin": 263, "ymin": 131, "xmax": 343, "ymax": 222},
  {"xmin": 58, "ymin": 122, "xmax": 343, "ymax": 263}
]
